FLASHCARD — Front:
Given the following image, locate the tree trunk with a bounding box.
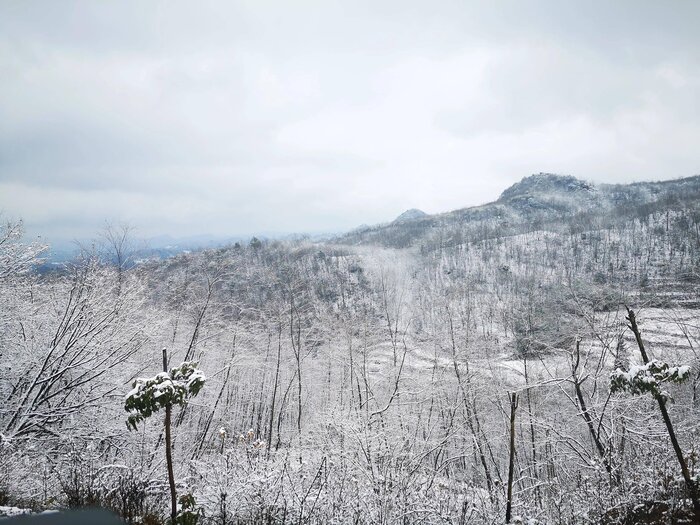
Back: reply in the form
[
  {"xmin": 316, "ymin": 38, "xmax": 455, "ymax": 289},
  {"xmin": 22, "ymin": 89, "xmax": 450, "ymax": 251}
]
[
  {"xmin": 627, "ymin": 308, "xmax": 700, "ymax": 515},
  {"xmin": 267, "ymin": 323, "xmax": 282, "ymax": 456},
  {"xmin": 506, "ymin": 392, "xmax": 518, "ymax": 524},
  {"xmin": 163, "ymin": 348, "xmax": 177, "ymax": 523},
  {"xmin": 571, "ymin": 340, "xmax": 617, "ymax": 482},
  {"xmin": 523, "ymin": 357, "xmax": 542, "ymax": 505}
]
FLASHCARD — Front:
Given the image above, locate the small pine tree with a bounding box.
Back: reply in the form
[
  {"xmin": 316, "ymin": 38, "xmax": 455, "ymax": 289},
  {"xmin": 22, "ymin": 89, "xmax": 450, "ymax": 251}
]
[
  {"xmin": 124, "ymin": 360, "xmax": 206, "ymax": 430},
  {"xmin": 125, "ymin": 350, "xmax": 205, "ymax": 523}
]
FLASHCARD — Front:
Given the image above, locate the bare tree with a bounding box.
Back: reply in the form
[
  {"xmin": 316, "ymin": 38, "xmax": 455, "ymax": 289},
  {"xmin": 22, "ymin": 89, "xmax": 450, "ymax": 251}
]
[{"xmin": 99, "ymin": 221, "xmax": 136, "ymax": 294}]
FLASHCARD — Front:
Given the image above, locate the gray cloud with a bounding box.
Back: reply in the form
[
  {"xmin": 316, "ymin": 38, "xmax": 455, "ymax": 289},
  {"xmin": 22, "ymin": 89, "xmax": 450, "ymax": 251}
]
[{"xmin": 1, "ymin": 1, "xmax": 699, "ymax": 240}]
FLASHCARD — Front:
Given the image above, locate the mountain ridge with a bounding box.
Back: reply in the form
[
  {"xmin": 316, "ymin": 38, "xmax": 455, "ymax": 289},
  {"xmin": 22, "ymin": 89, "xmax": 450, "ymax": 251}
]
[
  {"xmin": 338, "ymin": 173, "xmax": 700, "ymax": 248},
  {"xmin": 393, "ymin": 208, "xmax": 428, "ymax": 223}
]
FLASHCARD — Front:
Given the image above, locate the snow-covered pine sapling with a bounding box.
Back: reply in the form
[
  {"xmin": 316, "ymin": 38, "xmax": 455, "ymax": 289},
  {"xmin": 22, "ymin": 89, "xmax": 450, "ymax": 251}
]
[
  {"xmin": 124, "ymin": 349, "xmax": 205, "ymax": 524},
  {"xmin": 176, "ymin": 493, "xmax": 204, "ymax": 525},
  {"xmin": 614, "ymin": 308, "xmax": 700, "ymax": 515},
  {"xmin": 610, "ymin": 360, "xmax": 690, "ymax": 400},
  {"xmin": 124, "ymin": 360, "xmax": 206, "ymax": 430}
]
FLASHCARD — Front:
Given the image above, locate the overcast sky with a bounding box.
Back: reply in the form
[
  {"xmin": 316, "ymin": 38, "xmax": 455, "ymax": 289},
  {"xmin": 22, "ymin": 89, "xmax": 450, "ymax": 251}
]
[{"xmin": 1, "ymin": 1, "xmax": 699, "ymax": 240}]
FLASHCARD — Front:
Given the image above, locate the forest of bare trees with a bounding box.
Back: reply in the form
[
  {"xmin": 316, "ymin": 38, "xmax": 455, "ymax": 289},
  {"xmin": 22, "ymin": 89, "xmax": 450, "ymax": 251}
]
[{"xmin": 2, "ymin": 178, "xmax": 700, "ymax": 524}]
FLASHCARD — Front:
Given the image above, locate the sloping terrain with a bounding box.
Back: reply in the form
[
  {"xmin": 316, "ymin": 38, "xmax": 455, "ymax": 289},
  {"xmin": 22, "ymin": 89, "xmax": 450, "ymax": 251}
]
[
  {"xmin": 2, "ymin": 173, "xmax": 700, "ymax": 524},
  {"xmin": 339, "ymin": 173, "xmax": 700, "ymax": 250}
]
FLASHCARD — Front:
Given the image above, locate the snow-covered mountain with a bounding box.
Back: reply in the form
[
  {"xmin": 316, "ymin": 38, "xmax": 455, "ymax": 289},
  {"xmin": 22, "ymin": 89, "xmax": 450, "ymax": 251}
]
[
  {"xmin": 338, "ymin": 173, "xmax": 700, "ymax": 247},
  {"xmin": 392, "ymin": 208, "xmax": 428, "ymax": 223}
]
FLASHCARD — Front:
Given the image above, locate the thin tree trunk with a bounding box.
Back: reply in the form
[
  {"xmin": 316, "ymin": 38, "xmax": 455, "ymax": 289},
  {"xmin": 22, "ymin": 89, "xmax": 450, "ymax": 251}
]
[
  {"xmin": 571, "ymin": 340, "xmax": 616, "ymax": 481},
  {"xmin": 267, "ymin": 322, "xmax": 282, "ymax": 456},
  {"xmin": 447, "ymin": 310, "xmax": 494, "ymax": 494},
  {"xmin": 627, "ymin": 308, "xmax": 700, "ymax": 515},
  {"xmin": 163, "ymin": 349, "xmax": 177, "ymax": 524},
  {"xmin": 290, "ymin": 297, "xmax": 303, "ymax": 462},
  {"xmin": 506, "ymin": 392, "xmax": 518, "ymax": 524},
  {"xmin": 523, "ymin": 357, "xmax": 542, "ymax": 505}
]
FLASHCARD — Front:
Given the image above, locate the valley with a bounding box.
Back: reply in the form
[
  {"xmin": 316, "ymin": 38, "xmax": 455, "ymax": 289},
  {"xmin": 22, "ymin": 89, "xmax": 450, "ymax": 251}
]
[{"xmin": 2, "ymin": 173, "xmax": 700, "ymax": 524}]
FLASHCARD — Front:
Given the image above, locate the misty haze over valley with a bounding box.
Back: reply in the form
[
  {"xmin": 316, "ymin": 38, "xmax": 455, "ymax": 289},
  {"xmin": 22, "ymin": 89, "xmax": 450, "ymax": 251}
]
[{"xmin": 2, "ymin": 2, "xmax": 700, "ymax": 524}]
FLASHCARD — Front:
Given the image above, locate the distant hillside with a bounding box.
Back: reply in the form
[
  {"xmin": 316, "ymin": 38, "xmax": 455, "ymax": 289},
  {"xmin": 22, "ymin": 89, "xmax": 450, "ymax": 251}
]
[
  {"xmin": 393, "ymin": 208, "xmax": 428, "ymax": 223},
  {"xmin": 337, "ymin": 173, "xmax": 700, "ymax": 248}
]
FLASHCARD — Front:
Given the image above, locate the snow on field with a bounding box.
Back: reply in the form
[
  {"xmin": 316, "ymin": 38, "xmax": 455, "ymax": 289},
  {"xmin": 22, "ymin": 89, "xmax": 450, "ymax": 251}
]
[
  {"xmin": 355, "ymin": 299, "xmax": 700, "ymax": 400},
  {"xmin": 0, "ymin": 506, "xmax": 31, "ymax": 517}
]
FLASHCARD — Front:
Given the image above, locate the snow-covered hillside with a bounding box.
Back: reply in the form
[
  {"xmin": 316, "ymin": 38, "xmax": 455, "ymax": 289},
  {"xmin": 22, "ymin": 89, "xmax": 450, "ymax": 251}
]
[{"xmin": 2, "ymin": 174, "xmax": 700, "ymax": 524}]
